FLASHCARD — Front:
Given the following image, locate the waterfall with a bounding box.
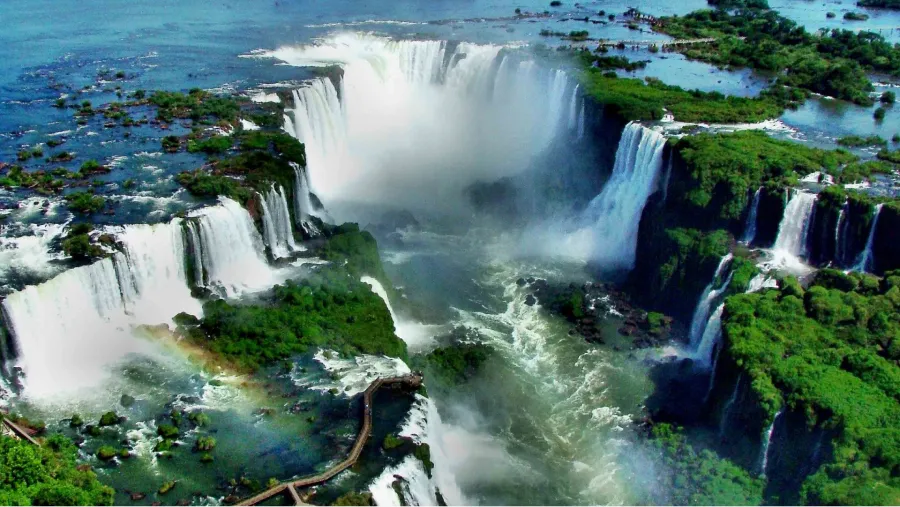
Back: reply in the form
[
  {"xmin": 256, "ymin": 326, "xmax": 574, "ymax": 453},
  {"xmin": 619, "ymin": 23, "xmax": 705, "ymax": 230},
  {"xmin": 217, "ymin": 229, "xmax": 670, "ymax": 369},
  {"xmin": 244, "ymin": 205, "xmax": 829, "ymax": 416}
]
[
  {"xmin": 185, "ymin": 220, "xmax": 205, "ymax": 286},
  {"xmin": 271, "ymin": 33, "xmax": 573, "ymax": 209},
  {"xmin": 773, "ymin": 190, "xmax": 816, "ymax": 258},
  {"xmin": 688, "ymin": 254, "xmax": 733, "ymax": 348},
  {"xmin": 567, "ymin": 84, "xmax": 580, "ymax": 131},
  {"xmin": 114, "ymin": 220, "xmax": 203, "ymax": 324},
  {"xmin": 742, "ymin": 188, "xmax": 762, "ymax": 244},
  {"xmin": 695, "ymin": 303, "xmax": 725, "ymax": 366},
  {"xmin": 719, "ymin": 373, "xmax": 743, "ymax": 438},
  {"xmin": 192, "ymin": 197, "xmax": 273, "ymax": 297},
  {"xmin": 361, "ymin": 276, "xmax": 438, "ymax": 352},
  {"xmin": 1, "ymin": 219, "xmax": 200, "ymax": 399},
  {"xmin": 259, "ymin": 184, "xmax": 300, "ymax": 259},
  {"xmin": 369, "ymin": 395, "xmax": 466, "ymax": 506},
  {"xmin": 577, "ymin": 100, "xmax": 585, "ymax": 140},
  {"xmin": 834, "ymin": 201, "xmax": 848, "ymax": 266},
  {"xmin": 660, "ymin": 152, "xmax": 673, "ymax": 203},
  {"xmin": 291, "ymin": 162, "xmax": 323, "ymax": 237},
  {"xmin": 759, "ymin": 409, "xmax": 784, "ymax": 477},
  {"xmin": 578, "ymin": 123, "xmax": 667, "ymax": 270},
  {"xmin": 704, "ymin": 344, "xmax": 722, "ymax": 403},
  {"xmin": 852, "ymin": 204, "xmax": 883, "ymax": 273}
]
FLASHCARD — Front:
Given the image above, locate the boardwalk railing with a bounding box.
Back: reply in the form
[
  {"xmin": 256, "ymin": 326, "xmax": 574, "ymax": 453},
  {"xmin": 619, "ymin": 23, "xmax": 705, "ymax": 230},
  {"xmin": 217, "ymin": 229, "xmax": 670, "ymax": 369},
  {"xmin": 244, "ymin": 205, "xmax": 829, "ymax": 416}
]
[{"xmin": 239, "ymin": 373, "xmax": 424, "ymax": 506}]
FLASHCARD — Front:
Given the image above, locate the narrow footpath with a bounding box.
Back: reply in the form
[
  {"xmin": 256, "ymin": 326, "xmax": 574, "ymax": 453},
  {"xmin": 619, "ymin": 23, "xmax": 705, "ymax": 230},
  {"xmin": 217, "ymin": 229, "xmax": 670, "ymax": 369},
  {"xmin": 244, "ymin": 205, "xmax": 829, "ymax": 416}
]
[{"xmin": 239, "ymin": 373, "xmax": 424, "ymax": 506}]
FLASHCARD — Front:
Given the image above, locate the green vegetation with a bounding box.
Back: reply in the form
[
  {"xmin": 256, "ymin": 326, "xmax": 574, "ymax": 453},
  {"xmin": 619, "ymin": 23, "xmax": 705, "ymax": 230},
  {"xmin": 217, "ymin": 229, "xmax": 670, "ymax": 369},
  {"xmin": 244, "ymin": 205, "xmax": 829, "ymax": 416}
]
[
  {"xmin": 843, "ymin": 11, "xmax": 870, "ymax": 21},
  {"xmin": 61, "ymin": 224, "xmax": 107, "ymax": 260},
  {"xmin": 658, "ymin": 228, "xmax": 730, "ymax": 292},
  {"xmin": 333, "ymin": 492, "xmax": 375, "ymax": 506},
  {"xmin": 835, "ymin": 160, "xmax": 896, "ymax": 184},
  {"xmin": 0, "ymin": 434, "xmax": 113, "ymax": 505},
  {"xmin": 0, "ymin": 165, "xmax": 68, "ymax": 195},
  {"xmin": 178, "ymin": 236, "xmax": 405, "ymax": 371},
  {"xmin": 95, "ymin": 446, "xmax": 117, "ymax": 461},
  {"xmin": 98, "ymin": 411, "xmax": 119, "ymax": 427},
  {"xmin": 64, "ymin": 191, "xmax": 105, "ymax": 214},
  {"xmin": 413, "ymin": 444, "xmax": 434, "ymax": 477},
  {"xmin": 187, "ymin": 135, "xmax": 233, "ymax": 154},
  {"xmin": 158, "ymin": 480, "xmax": 176, "ymax": 495},
  {"xmin": 882, "ymin": 91, "xmax": 896, "ymax": 104},
  {"xmin": 656, "ymin": 8, "xmax": 900, "ymax": 106},
  {"xmin": 420, "ymin": 343, "xmax": 495, "ymax": 385},
  {"xmin": 875, "ymin": 106, "xmax": 887, "ymax": 120},
  {"xmin": 68, "ymin": 415, "xmax": 83, "ymax": 428},
  {"xmin": 580, "ymin": 71, "xmax": 785, "ymax": 122},
  {"xmin": 156, "ymin": 424, "xmax": 179, "ymax": 440},
  {"xmin": 161, "ymin": 135, "xmax": 180, "ymax": 153},
  {"xmin": 576, "ymin": 51, "xmax": 648, "ymax": 71},
  {"xmin": 188, "ymin": 412, "xmax": 210, "ymax": 427},
  {"xmin": 383, "ymin": 434, "xmax": 405, "ymax": 450},
  {"xmin": 836, "ymin": 134, "xmax": 887, "ymax": 148},
  {"xmin": 194, "ymin": 436, "xmax": 216, "ymax": 452},
  {"xmin": 672, "ymin": 131, "xmax": 854, "ymax": 220},
  {"xmin": 650, "ymin": 423, "xmax": 764, "ymax": 505},
  {"xmin": 722, "ymin": 269, "xmax": 900, "ymax": 504},
  {"xmin": 176, "ymin": 131, "xmax": 305, "ymax": 205},
  {"xmin": 878, "ymin": 149, "xmax": 900, "ymax": 164},
  {"xmin": 148, "ymin": 89, "xmax": 241, "ymax": 123}
]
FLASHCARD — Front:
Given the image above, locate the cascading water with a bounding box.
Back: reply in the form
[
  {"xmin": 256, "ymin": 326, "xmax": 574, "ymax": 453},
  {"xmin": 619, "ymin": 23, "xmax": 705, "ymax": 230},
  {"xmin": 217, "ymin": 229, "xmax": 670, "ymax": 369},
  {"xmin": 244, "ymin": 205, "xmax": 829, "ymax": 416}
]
[
  {"xmin": 191, "ymin": 197, "xmax": 273, "ymax": 297},
  {"xmin": 719, "ymin": 373, "xmax": 743, "ymax": 438},
  {"xmin": 114, "ymin": 220, "xmax": 203, "ymax": 324},
  {"xmin": 361, "ymin": 276, "xmax": 439, "ymax": 352},
  {"xmin": 1, "ymin": 219, "xmax": 200, "ymax": 399},
  {"xmin": 688, "ymin": 254, "xmax": 733, "ymax": 349},
  {"xmin": 759, "ymin": 409, "xmax": 784, "ymax": 477},
  {"xmin": 742, "ymin": 187, "xmax": 762, "ymax": 244},
  {"xmin": 267, "ymin": 33, "xmax": 573, "ymax": 210},
  {"xmin": 834, "ymin": 201, "xmax": 848, "ymax": 266},
  {"xmin": 291, "ymin": 162, "xmax": 324, "ymax": 237},
  {"xmin": 852, "ymin": 203, "xmax": 883, "ymax": 273},
  {"xmin": 695, "ymin": 303, "xmax": 725, "ymax": 366},
  {"xmin": 660, "ymin": 153, "xmax": 673, "ymax": 203},
  {"xmin": 773, "ymin": 190, "xmax": 817, "ymax": 258},
  {"xmin": 567, "ymin": 123, "xmax": 667, "ymax": 269},
  {"xmin": 259, "ymin": 184, "xmax": 300, "ymax": 259},
  {"xmin": 567, "ymin": 84, "xmax": 580, "ymax": 131}
]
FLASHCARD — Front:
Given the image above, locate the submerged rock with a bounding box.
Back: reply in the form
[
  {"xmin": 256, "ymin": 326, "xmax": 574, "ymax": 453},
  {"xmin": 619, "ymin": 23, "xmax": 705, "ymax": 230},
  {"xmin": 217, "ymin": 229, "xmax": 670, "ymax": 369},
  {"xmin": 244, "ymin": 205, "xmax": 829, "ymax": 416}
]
[{"xmin": 524, "ymin": 294, "xmax": 537, "ymax": 306}]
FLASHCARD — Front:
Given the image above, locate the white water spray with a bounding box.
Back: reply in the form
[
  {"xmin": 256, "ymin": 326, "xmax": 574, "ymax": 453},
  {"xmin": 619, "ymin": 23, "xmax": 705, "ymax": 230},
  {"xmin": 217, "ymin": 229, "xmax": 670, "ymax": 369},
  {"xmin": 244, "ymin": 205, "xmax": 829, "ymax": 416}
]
[
  {"xmin": 852, "ymin": 203, "xmax": 882, "ymax": 273},
  {"xmin": 834, "ymin": 201, "xmax": 848, "ymax": 266},
  {"xmin": 191, "ymin": 197, "xmax": 273, "ymax": 297},
  {"xmin": 773, "ymin": 190, "xmax": 816, "ymax": 258},
  {"xmin": 259, "ymin": 184, "xmax": 300, "ymax": 259},
  {"xmin": 265, "ymin": 33, "xmax": 572, "ymax": 210},
  {"xmin": 742, "ymin": 187, "xmax": 761, "ymax": 244},
  {"xmin": 558, "ymin": 123, "xmax": 667, "ymax": 268},
  {"xmin": 688, "ymin": 254, "xmax": 733, "ymax": 349},
  {"xmin": 759, "ymin": 408, "xmax": 783, "ymax": 477}
]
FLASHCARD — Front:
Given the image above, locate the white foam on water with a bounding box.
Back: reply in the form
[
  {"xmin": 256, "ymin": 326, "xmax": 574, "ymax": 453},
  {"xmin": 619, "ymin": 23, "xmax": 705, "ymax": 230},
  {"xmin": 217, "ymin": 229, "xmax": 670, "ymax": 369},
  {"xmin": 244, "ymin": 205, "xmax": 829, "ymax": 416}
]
[{"xmin": 309, "ymin": 349, "xmax": 410, "ymax": 397}]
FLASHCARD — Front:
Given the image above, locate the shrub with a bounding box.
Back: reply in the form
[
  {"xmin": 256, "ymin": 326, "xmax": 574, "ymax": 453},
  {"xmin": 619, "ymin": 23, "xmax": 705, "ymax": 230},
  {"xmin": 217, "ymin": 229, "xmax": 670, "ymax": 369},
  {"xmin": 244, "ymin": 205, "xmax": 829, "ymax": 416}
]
[
  {"xmin": 95, "ymin": 446, "xmax": 117, "ymax": 461},
  {"xmin": 194, "ymin": 436, "xmax": 216, "ymax": 452},
  {"xmin": 98, "ymin": 411, "xmax": 119, "ymax": 427},
  {"xmin": 874, "ymin": 107, "xmax": 887, "ymax": 120},
  {"xmin": 64, "ymin": 191, "xmax": 105, "ymax": 214},
  {"xmin": 156, "ymin": 424, "xmax": 179, "ymax": 440},
  {"xmin": 881, "ymin": 91, "xmax": 896, "ymax": 104}
]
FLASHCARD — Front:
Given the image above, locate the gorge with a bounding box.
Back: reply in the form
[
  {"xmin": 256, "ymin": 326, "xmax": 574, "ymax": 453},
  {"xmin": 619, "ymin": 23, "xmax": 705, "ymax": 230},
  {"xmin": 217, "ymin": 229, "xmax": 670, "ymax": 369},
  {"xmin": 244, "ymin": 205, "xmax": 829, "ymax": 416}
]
[{"xmin": 1, "ymin": 2, "xmax": 900, "ymax": 506}]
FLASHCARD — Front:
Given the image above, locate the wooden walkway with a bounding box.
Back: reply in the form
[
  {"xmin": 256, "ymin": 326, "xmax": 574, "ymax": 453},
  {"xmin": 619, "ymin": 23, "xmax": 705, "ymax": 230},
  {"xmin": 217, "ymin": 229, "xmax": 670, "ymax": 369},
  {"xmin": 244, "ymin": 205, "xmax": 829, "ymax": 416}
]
[
  {"xmin": 596, "ymin": 37, "xmax": 719, "ymax": 47},
  {"xmin": 1, "ymin": 417, "xmax": 41, "ymax": 446},
  {"xmin": 239, "ymin": 373, "xmax": 424, "ymax": 506}
]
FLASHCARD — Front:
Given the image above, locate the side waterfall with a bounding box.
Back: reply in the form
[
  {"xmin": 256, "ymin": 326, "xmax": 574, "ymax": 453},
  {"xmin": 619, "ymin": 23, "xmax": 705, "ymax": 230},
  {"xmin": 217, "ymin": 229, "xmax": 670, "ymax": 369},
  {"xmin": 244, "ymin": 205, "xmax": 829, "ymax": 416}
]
[
  {"xmin": 1, "ymin": 219, "xmax": 200, "ymax": 399},
  {"xmin": 719, "ymin": 373, "xmax": 743, "ymax": 438},
  {"xmin": 759, "ymin": 409, "xmax": 784, "ymax": 477},
  {"xmin": 742, "ymin": 187, "xmax": 762, "ymax": 244},
  {"xmin": 291, "ymin": 162, "xmax": 324, "ymax": 237},
  {"xmin": 191, "ymin": 197, "xmax": 273, "ymax": 297},
  {"xmin": 259, "ymin": 184, "xmax": 300, "ymax": 258},
  {"xmin": 853, "ymin": 203, "xmax": 883, "ymax": 273},
  {"xmin": 688, "ymin": 254, "xmax": 733, "ymax": 349},
  {"xmin": 580, "ymin": 123, "xmax": 667, "ymax": 269},
  {"xmin": 361, "ymin": 276, "xmax": 439, "ymax": 352},
  {"xmin": 773, "ymin": 190, "xmax": 817, "ymax": 259},
  {"xmin": 834, "ymin": 201, "xmax": 848, "ymax": 266}
]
